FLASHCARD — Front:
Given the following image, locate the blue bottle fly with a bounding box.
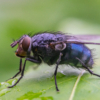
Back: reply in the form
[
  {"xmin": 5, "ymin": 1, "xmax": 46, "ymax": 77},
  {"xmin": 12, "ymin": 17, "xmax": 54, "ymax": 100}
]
[{"xmin": 8, "ymin": 32, "xmax": 100, "ymax": 91}]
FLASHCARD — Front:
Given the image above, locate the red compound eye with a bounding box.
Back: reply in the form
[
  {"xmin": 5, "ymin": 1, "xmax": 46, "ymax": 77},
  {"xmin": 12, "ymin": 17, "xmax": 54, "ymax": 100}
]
[{"xmin": 22, "ymin": 36, "xmax": 30, "ymax": 51}]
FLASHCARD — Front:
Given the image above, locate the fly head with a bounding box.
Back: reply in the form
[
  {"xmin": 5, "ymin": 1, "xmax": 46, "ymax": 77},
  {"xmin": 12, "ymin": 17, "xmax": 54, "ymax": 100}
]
[{"xmin": 11, "ymin": 35, "xmax": 31, "ymax": 58}]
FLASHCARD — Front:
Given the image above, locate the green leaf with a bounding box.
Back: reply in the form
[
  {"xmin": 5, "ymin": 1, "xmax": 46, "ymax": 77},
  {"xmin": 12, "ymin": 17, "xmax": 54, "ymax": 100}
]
[{"xmin": 1, "ymin": 63, "xmax": 100, "ymax": 100}]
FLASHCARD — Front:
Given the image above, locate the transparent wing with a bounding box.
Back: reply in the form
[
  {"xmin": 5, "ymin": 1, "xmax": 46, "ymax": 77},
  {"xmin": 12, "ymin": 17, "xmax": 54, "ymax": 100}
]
[
  {"xmin": 67, "ymin": 34, "xmax": 100, "ymax": 45},
  {"xmin": 51, "ymin": 34, "xmax": 100, "ymax": 46},
  {"xmin": 69, "ymin": 34, "xmax": 100, "ymax": 41}
]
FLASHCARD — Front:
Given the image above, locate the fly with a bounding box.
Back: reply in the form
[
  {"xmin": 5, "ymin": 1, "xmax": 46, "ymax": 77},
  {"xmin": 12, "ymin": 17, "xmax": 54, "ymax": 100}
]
[{"xmin": 8, "ymin": 32, "xmax": 100, "ymax": 91}]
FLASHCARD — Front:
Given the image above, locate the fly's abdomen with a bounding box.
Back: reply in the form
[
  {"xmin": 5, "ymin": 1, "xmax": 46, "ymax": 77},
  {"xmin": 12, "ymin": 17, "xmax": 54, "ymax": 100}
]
[
  {"xmin": 72, "ymin": 44, "xmax": 93, "ymax": 68},
  {"xmin": 80, "ymin": 46, "xmax": 93, "ymax": 68},
  {"xmin": 61, "ymin": 44, "xmax": 93, "ymax": 68}
]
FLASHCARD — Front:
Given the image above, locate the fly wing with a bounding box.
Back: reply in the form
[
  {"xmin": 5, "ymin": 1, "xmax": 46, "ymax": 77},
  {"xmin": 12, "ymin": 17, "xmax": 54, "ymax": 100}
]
[
  {"xmin": 66, "ymin": 34, "xmax": 100, "ymax": 45},
  {"xmin": 49, "ymin": 34, "xmax": 100, "ymax": 51},
  {"xmin": 50, "ymin": 34, "xmax": 100, "ymax": 45},
  {"xmin": 68, "ymin": 34, "xmax": 100, "ymax": 41}
]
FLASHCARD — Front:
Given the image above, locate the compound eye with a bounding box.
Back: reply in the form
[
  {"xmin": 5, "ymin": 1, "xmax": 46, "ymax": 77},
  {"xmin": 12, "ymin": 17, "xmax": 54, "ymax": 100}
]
[{"xmin": 22, "ymin": 36, "xmax": 30, "ymax": 51}]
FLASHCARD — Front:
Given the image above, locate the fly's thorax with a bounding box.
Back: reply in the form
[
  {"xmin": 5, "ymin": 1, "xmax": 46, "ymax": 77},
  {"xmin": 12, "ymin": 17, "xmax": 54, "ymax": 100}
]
[{"xmin": 15, "ymin": 36, "xmax": 32, "ymax": 57}]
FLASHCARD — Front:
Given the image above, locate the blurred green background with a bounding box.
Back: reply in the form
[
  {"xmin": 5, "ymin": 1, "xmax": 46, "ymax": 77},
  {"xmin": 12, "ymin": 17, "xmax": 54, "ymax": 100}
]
[{"xmin": 0, "ymin": 0, "xmax": 100, "ymax": 83}]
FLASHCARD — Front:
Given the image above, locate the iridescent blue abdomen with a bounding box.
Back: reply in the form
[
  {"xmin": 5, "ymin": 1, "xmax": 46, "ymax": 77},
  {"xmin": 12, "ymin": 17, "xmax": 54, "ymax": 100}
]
[{"xmin": 61, "ymin": 43, "xmax": 93, "ymax": 68}]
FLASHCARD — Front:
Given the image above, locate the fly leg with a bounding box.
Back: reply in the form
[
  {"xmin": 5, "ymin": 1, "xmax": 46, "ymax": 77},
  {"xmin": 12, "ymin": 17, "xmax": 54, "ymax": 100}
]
[
  {"xmin": 8, "ymin": 59, "xmax": 27, "ymax": 88},
  {"xmin": 12, "ymin": 58, "xmax": 22, "ymax": 78},
  {"xmin": 8, "ymin": 57, "xmax": 41, "ymax": 88},
  {"xmin": 26, "ymin": 56, "xmax": 41, "ymax": 63},
  {"xmin": 6, "ymin": 58, "xmax": 22, "ymax": 81},
  {"xmin": 76, "ymin": 57, "xmax": 100, "ymax": 77},
  {"xmin": 54, "ymin": 52, "xmax": 63, "ymax": 91}
]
